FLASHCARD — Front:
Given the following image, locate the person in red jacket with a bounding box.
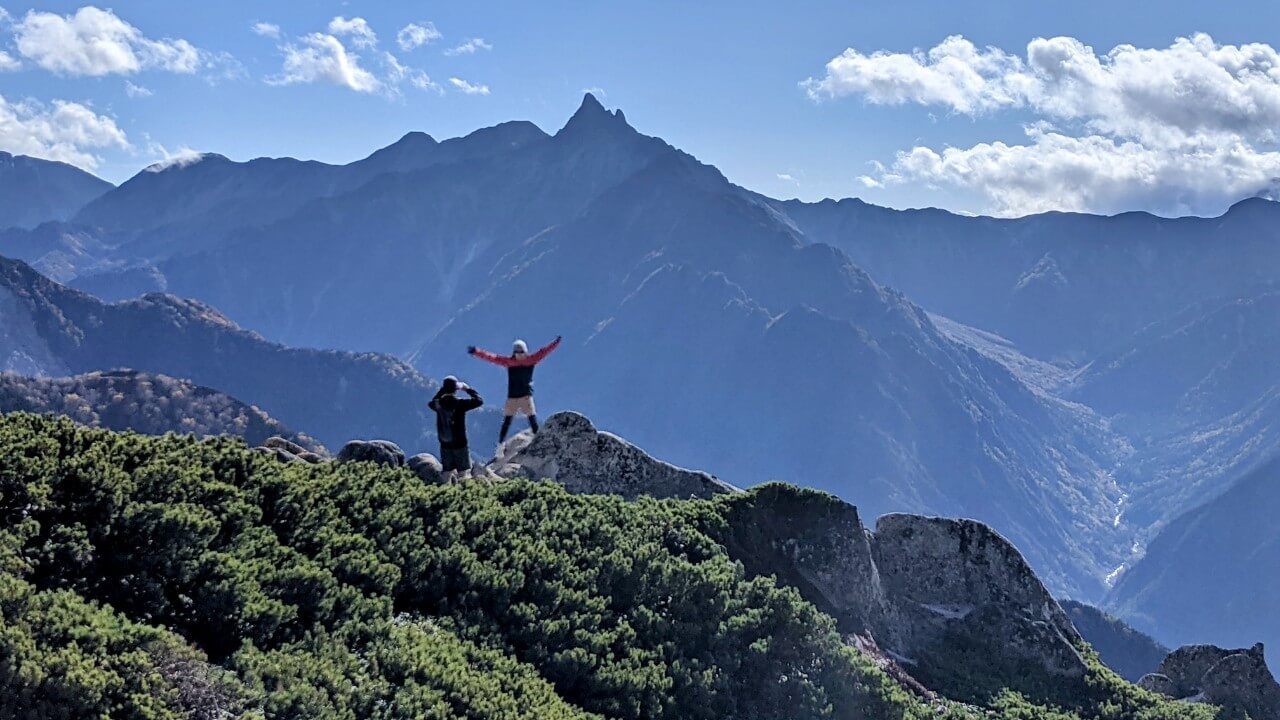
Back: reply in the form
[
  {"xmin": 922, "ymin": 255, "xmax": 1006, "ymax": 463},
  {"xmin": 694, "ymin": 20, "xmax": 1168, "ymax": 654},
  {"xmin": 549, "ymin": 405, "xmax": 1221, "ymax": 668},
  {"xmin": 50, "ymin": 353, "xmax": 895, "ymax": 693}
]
[{"xmin": 468, "ymin": 335, "xmax": 561, "ymax": 444}]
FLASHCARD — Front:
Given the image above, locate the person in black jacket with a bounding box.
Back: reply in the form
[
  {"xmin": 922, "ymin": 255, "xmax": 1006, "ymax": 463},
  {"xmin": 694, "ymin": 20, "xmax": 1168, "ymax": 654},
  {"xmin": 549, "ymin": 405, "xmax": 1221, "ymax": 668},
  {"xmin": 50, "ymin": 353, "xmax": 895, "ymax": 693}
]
[{"xmin": 427, "ymin": 375, "xmax": 483, "ymax": 482}]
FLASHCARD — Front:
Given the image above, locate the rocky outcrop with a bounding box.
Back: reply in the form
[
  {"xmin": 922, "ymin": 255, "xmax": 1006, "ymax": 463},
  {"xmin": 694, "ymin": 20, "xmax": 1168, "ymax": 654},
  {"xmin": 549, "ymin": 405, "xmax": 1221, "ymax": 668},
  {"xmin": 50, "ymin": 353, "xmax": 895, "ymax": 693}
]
[
  {"xmin": 336, "ymin": 439, "xmax": 406, "ymax": 468},
  {"xmin": 252, "ymin": 435, "xmax": 325, "ymax": 464},
  {"xmin": 490, "ymin": 412, "xmax": 736, "ymax": 499},
  {"xmin": 715, "ymin": 483, "xmax": 903, "ymax": 648},
  {"xmin": 713, "ymin": 484, "xmax": 1089, "ymax": 702},
  {"xmin": 872, "ymin": 514, "xmax": 1086, "ymax": 680},
  {"xmin": 1141, "ymin": 643, "xmax": 1280, "ymax": 718},
  {"xmin": 407, "ymin": 453, "xmax": 444, "ymax": 484},
  {"xmin": 473, "ymin": 411, "xmax": 1085, "ymax": 696}
]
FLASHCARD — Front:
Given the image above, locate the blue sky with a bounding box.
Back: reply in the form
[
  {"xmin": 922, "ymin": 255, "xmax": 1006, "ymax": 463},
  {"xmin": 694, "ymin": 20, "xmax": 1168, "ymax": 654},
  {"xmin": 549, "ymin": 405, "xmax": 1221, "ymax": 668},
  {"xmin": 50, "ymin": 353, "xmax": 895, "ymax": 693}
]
[{"xmin": 3, "ymin": 1, "xmax": 1280, "ymax": 217}]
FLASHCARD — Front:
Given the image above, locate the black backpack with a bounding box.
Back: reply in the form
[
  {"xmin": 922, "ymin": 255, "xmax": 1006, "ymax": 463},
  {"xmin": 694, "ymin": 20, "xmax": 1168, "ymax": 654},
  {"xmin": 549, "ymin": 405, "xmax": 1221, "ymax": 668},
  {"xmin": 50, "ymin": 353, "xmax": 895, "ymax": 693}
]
[{"xmin": 435, "ymin": 397, "xmax": 455, "ymax": 444}]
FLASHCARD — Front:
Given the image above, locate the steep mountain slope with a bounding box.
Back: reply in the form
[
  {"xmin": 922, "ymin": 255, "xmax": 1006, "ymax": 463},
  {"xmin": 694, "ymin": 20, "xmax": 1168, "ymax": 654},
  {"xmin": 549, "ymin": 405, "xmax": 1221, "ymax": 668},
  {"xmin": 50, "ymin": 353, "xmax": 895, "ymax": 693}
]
[
  {"xmin": 414, "ymin": 140, "xmax": 1128, "ymax": 598},
  {"xmin": 1106, "ymin": 456, "xmax": 1280, "ymax": 663},
  {"xmin": 0, "ymin": 254, "xmax": 472, "ymax": 452},
  {"xmin": 0, "ymin": 152, "xmax": 113, "ymax": 230},
  {"xmin": 779, "ymin": 196, "xmax": 1280, "ymax": 363},
  {"xmin": 4, "ymin": 96, "xmax": 1136, "ymax": 597},
  {"xmin": 1071, "ymin": 286, "xmax": 1280, "ymax": 530},
  {"xmin": 1060, "ymin": 600, "xmax": 1169, "ymax": 682},
  {"xmin": 0, "ymin": 369, "xmax": 322, "ymax": 451}
]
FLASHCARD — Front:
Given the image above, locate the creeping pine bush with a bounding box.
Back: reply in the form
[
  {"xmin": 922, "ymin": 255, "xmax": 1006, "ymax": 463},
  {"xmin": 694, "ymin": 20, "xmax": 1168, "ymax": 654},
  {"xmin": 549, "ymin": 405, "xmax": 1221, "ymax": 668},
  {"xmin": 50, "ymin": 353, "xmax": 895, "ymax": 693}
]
[{"xmin": 0, "ymin": 413, "xmax": 1231, "ymax": 719}]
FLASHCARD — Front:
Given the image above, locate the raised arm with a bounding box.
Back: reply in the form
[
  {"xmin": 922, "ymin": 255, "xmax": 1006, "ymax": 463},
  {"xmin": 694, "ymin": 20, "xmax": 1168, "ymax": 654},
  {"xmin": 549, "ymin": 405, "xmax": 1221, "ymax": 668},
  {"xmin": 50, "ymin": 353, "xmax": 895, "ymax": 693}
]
[
  {"xmin": 525, "ymin": 336, "xmax": 562, "ymax": 365},
  {"xmin": 468, "ymin": 345, "xmax": 519, "ymax": 368},
  {"xmin": 459, "ymin": 387, "xmax": 484, "ymax": 411}
]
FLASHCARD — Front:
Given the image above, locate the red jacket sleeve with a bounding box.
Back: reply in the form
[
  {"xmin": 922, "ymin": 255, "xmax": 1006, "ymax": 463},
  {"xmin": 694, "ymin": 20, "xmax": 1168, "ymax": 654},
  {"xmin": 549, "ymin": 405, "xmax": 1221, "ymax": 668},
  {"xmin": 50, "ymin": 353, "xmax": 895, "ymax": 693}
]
[
  {"xmin": 471, "ymin": 347, "xmax": 519, "ymax": 368},
  {"xmin": 525, "ymin": 336, "xmax": 562, "ymax": 365}
]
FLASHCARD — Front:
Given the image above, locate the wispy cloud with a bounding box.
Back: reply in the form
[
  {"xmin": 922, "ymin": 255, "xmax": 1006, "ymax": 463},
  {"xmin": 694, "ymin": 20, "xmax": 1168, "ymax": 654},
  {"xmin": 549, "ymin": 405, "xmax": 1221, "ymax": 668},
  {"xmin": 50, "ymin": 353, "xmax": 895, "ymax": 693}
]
[
  {"xmin": 0, "ymin": 93, "xmax": 129, "ymax": 170},
  {"xmin": 327, "ymin": 16, "xmax": 377, "ymax": 49},
  {"xmin": 264, "ymin": 18, "xmax": 439, "ymax": 99},
  {"xmin": 268, "ymin": 32, "xmax": 381, "ymax": 93},
  {"xmin": 397, "ymin": 21, "xmax": 441, "ymax": 51},
  {"xmin": 125, "ymin": 80, "xmax": 152, "ymax": 98},
  {"xmin": 444, "ymin": 38, "xmax": 492, "ymax": 56},
  {"xmin": 806, "ymin": 33, "xmax": 1280, "ymax": 216},
  {"xmin": 448, "ymin": 77, "xmax": 490, "ymax": 95},
  {"xmin": 250, "ymin": 21, "xmax": 280, "ymax": 39}
]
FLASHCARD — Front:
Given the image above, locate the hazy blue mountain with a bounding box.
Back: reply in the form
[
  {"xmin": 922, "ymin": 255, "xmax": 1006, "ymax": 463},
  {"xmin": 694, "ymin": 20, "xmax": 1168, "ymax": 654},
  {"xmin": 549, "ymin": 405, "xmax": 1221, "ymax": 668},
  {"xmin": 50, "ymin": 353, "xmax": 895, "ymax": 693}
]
[
  {"xmin": 778, "ymin": 196, "xmax": 1280, "ymax": 363},
  {"xmin": 1067, "ymin": 286, "xmax": 1280, "ymax": 534},
  {"xmin": 0, "ymin": 254, "xmax": 482, "ymax": 453},
  {"xmin": 406, "ymin": 108, "xmax": 1129, "ymax": 597},
  {"xmin": 1106, "ymin": 456, "xmax": 1280, "ymax": 665},
  {"xmin": 1060, "ymin": 600, "xmax": 1169, "ymax": 682},
  {"xmin": 0, "ymin": 96, "xmax": 1133, "ymax": 597},
  {"xmin": 0, "ymin": 368, "xmax": 323, "ymax": 451},
  {"xmin": 0, "ymin": 152, "xmax": 113, "ymax": 230}
]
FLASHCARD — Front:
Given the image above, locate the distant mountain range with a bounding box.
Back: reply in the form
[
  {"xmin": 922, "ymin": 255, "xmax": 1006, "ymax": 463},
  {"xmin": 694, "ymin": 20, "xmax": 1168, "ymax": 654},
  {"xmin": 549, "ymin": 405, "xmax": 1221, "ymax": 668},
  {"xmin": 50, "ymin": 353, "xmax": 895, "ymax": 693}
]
[
  {"xmin": 0, "ymin": 368, "xmax": 322, "ymax": 451},
  {"xmin": 0, "ymin": 255, "xmax": 489, "ymax": 453},
  {"xmin": 0, "ymin": 151, "xmax": 113, "ymax": 230},
  {"xmin": 0, "ymin": 93, "xmax": 1276, "ymax": 626}
]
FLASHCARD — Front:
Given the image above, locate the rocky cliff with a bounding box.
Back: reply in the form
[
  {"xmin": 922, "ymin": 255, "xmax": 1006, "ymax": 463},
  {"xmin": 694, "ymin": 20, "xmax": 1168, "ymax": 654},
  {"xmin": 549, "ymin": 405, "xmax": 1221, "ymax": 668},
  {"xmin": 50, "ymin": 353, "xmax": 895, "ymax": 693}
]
[
  {"xmin": 1140, "ymin": 643, "xmax": 1280, "ymax": 719},
  {"xmin": 490, "ymin": 411, "xmax": 736, "ymax": 499}
]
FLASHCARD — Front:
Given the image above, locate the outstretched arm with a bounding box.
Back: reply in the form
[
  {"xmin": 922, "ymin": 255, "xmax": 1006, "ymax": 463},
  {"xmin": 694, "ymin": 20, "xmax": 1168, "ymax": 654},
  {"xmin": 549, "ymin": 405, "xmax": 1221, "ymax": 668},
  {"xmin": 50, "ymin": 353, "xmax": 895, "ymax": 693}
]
[
  {"xmin": 526, "ymin": 336, "xmax": 562, "ymax": 365},
  {"xmin": 468, "ymin": 345, "xmax": 519, "ymax": 368}
]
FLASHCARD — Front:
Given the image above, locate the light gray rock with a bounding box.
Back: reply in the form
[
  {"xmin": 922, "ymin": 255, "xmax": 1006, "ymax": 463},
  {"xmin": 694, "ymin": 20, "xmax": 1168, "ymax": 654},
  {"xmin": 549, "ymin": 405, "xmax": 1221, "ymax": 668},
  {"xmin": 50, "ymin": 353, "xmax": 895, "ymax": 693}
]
[
  {"xmin": 496, "ymin": 412, "xmax": 735, "ymax": 499},
  {"xmin": 716, "ymin": 483, "xmax": 903, "ymax": 649},
  {"xmin": 252, "ymin": 445, "xmax": 301, "ymax": 463},
  {"xmin": 871, "ymin": 513, "xmax": 1087, "ymax": 678},
  {"xmin": 1151, "ymin": 643, "xmax": 1280, "ymax": 718},
  {"xmin": 1137, "ymin": 673, "xmax": 1176, "ymax": 696},
  {"xmin": 264, "ymin": 435, "xmax": 308, "ymax": 456},
  {"xmin": 407, "ymin": 453, "xmax": 444, "ymax": 484},
  {"xmin": 336, "ymin": 439, "xmax": 406, "ymax": 467},
  {"xmin": 296, "ymin": 451, "xmax": 325, "ymax": 464}
]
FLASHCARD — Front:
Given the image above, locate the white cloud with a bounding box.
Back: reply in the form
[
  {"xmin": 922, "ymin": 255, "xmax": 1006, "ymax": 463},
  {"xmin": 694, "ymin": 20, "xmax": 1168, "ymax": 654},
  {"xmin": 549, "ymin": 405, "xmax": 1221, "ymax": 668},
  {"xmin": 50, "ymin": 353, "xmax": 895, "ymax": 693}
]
[
  {"xmin": 0, "ymin": 93, "xmax": 128, "ymax": 170},
  {"xmin": 803, "ymin": 35, "xmax": 1030, "ymax": 114},
  {"xmin": 327, "ymin": 16, "xmax": 377, "ymax": 49},
  {"xmin": 124, "ymin": 80, "xmax": 152, "ymax": 97},
  {"xmin": 268, "ymin": 32, "xmax": 381, "ymax": 93},
  {"xmin": 0, "ymin": 50, "xmax": 18, "ymax": 71},
  {"xmin": 143, "ymin": 145, "xmax": 206, "ymax": 173},
  {"xmin": 776, "ymin": 173, "xmax": 800, "ymax": 186},
  {"xmin": 878, "ymin": 125, "xmax": 1280, "ymax": 217},
  {"xmin": 809, "ymin": 33, "xmax": 1280, "ymax": 216},
  {"xmin": 397, "ymin": 22, "xmax": 441, "ymax": 51},
  {"xmin": 448, "ymin": 77, "xmax": 489, "ymax": 95},
  {"xmin": 251, "ymin": 22, "xmax": 280, "ymax": 39},
  {"xmin": 444, "ymin": 38, "xmax": 492, "ymax": 56},
  {"xmin": 14, "ymin": 6, "xmax": 202, "ymax": 76},
  {"xmin": 385, "ymin": 52, "xmax": 438, "ymax": 94}
]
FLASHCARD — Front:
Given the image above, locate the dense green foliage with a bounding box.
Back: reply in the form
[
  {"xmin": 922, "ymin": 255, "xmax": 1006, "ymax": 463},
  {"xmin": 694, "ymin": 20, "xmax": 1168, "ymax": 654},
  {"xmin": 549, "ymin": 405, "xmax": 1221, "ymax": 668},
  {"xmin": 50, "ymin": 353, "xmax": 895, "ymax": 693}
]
[
  {"xmin": 0, "ymin": 413, "xmax": 961, "ymax": 719},
  {"xmin": 0, "ymin": 413, "xmax": 1230, "ymax": 719},
  {"xmin": 0, "ymin": 369, "xmax": 322, "ymax": 452}
]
